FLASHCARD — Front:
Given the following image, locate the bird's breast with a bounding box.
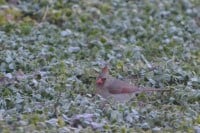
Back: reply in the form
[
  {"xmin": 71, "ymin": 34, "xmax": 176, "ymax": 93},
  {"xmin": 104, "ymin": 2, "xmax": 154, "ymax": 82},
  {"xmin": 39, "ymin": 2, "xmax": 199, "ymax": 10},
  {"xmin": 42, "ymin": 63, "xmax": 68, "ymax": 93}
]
[{"xmin": 96, "ymin": 87, "xmax": 136, "ymax": 103}]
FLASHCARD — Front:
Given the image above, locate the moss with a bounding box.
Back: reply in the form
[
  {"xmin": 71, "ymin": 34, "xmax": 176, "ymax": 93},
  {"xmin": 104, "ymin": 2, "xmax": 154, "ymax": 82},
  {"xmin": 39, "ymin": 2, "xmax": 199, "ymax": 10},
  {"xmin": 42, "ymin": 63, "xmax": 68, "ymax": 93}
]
[
  {"xmin": 0, "ymin": 13, "xmax": 6, "ymax": 25},
  {"xmin": 57, "ymin": 117, "xmax": 65, "ymax": 127},
  {"xmin": 2, "ymin": 88, "xmax": 13, "ymax": 97},
  {"xmin": 99, "ymin": 3, "xmax": 111, "ymax": 14},
  {"xmin": 100, "ymin": 36, "xmax": 107, "ymax": 44},
  {"xmin": 116, "ymin": 61, "xmax": 124, "ymax": 70},
  {"xmin": 0, "ymin": 0, "xmax": 5, "ymax": 5},
  {"xmin": 64, "ymin": 8, "xmax": 72, "ymax": 17},
  {"xmin": 49, "ymin": 10, "xmax": 63, "ymax": 23},
  {"xmin": 18, "ymin": 22, "xmax": 32, "ymax": 35},
  {"xmin": 195, "ymin": 115, "xmax": 200, "ymax": 124},
  {"xmin": 29, "ymin": 114, "xmax": 41, "ymax": 125},
  {"xmin": 80, "ymin": 13, "xmax": 91, "ymax": 23}
]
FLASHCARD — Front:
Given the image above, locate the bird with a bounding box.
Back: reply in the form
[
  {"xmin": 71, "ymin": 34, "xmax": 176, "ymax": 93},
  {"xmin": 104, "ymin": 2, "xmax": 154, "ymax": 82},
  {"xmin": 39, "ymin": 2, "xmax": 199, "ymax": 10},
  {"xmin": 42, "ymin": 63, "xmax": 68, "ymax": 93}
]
[{"xmin": 96, "ymin": 66, "xmax": 169, "ymax": 102}]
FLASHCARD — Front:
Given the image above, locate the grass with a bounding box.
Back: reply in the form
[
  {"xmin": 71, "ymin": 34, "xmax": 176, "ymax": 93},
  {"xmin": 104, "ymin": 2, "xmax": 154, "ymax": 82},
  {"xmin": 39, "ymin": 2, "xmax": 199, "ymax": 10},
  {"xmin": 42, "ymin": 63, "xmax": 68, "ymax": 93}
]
[{"xmin": 0, "ymin": 0, "xmax": 199, "ymax": 132}]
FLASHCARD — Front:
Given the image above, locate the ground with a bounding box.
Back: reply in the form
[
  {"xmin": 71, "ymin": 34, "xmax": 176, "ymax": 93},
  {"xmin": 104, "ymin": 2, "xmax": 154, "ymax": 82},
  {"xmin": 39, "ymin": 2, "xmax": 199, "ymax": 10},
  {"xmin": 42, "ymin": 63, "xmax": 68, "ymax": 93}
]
[{"xmin": 0, "ymin": 0, "xmax": 200, "ymax": 132}]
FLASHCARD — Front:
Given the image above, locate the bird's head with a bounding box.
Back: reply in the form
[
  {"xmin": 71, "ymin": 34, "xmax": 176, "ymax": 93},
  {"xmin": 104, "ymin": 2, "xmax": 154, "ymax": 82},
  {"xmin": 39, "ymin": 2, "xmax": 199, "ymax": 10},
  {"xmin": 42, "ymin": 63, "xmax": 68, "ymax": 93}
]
[{"xmin": 96, "ymin": 66, "xmax": 109, "ymax": 87}]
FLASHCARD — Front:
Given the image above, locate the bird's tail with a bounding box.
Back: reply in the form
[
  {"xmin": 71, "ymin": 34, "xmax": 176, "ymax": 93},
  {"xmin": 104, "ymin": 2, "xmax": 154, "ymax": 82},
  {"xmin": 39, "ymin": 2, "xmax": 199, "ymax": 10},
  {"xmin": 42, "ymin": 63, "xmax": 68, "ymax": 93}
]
[{"xmin": 139, "ymin": 87, "xmax": 170, "ymax": 92}]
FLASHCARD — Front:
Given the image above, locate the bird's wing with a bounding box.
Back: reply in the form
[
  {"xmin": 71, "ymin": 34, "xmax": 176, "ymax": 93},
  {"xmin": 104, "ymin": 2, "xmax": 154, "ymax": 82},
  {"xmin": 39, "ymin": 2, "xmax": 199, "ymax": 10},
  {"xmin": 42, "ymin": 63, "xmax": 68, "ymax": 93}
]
[
  {"xmin": 108, "ymin": 87, "xmax": 137, "ymax": 94},
  {"xmin": 107, "ymin": 80, "xmax": 140, "ymax": 94}
]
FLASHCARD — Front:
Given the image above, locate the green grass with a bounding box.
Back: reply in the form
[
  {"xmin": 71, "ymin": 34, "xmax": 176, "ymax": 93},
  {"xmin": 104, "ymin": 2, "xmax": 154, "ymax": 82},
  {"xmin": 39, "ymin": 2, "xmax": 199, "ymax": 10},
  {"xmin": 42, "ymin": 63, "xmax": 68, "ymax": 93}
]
[{"xmin": 0, "ymin": 0, "xmax": 199, "ymax": 132}]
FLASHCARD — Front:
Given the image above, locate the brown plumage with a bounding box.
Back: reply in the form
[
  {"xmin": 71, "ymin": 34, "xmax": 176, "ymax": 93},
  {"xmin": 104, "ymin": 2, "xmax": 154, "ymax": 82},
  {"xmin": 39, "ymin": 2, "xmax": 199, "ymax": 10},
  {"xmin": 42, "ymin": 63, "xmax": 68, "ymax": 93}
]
[{"xmin": 96, "ymin": 66, "xmax": 168, "ymax": 102}]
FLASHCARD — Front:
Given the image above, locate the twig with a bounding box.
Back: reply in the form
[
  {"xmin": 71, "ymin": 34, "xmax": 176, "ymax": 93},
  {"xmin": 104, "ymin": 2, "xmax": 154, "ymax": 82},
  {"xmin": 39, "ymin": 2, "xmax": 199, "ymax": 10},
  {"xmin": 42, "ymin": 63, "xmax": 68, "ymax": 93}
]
[{"xmin": 42, "ymin": 6, "xmax": 49, "ymax": 22}]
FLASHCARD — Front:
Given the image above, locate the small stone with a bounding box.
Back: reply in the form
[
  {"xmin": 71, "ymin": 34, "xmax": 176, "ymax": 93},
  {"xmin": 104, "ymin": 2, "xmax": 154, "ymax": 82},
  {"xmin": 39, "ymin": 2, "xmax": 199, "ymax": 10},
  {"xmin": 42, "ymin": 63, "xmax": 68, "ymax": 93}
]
[
  {"xmin": 173, "ymin": 36, "xmax": 183, "ymax": 43},
  {"xmin": 37, "ymin": 122, "xmax": 46, "ymax": 129},
  {"xmin": 152, "ymin": 127, "xmax": 161, "ymax": 133},
  {"xmin": 129, "ymin": 35, "xmax": 136, "ymax": 43},
  {"xmin": 8, "ymin": 63, "xmax": 14, "ymax": 70},
  {"xmin": 59, "ymin": 127, "xmax": 70, "ymax": 133},
  {"xmin": 68, "ymin": 46, "xmax": 80, "ymax": 53},
  {"xmin": 160, "ymin": 11, "xmax": 170, "ymax": 18},
  {"xmin": 131, "ymin": 109, "xmax": 139, "ymax": 120},
  {"xmin": 125, "ymin": 115, "xmax": 133, "ymax": 123},
  {"xmin": 5, "ymin": 73, "xmax": 12, "ymax": 79},
  {"xmin": 90, "ymin": 122, "xmax": 104, "ymax": 129},
  {"xmin": 5, "ymin": 56, "xmax": 12, "ymax": 63},
  {"xmin": 169, "ymin": 26, "xmax": 177, "ymax": 34},
  {"xmin": 46, "ymin": 118, "xmax": 58, "ymax": 127},
  {"xmin": 32, "ymin": 79, "xmax": 38, "ymax": 86},
  {"xmin": 194, "ymin": 125, "xmax": 200, "ymax": 133},
  {"xmin": 110, "ymin": 110, "xmax": 123, "ymax": 122},
  {"xmin": 162, "ymin": 38, "xmax": 170, "ymax": 44},
  {"xmin": 141, "ymin": 122, "xmax": 150, "ymax": 130},
  {"xmin": 19, "ymin": 120, "xmax": 28, "ymax": 126},
  {"xmin": 61, "ymin": 29, "xmax": 72, "ymax": 37},
  {"xmin": 0, "ymin": 109, "xmax": 5, "ymax": 121}
]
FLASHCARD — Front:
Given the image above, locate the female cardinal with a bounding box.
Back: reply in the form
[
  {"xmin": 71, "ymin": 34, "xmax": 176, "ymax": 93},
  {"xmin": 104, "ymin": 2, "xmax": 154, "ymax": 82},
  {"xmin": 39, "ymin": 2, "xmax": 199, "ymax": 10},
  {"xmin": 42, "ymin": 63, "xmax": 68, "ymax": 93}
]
[{"xmin": 96, "ymin": 66, "xmax": 168, "ymax": 102}]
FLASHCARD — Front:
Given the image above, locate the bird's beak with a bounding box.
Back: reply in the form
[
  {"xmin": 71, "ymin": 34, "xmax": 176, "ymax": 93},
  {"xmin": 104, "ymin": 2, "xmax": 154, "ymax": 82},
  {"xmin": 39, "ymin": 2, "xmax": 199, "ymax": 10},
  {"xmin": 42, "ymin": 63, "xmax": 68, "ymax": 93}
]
[{"xmin": 96, "ymin": 78, "xmax": 103, "ymax": 84}]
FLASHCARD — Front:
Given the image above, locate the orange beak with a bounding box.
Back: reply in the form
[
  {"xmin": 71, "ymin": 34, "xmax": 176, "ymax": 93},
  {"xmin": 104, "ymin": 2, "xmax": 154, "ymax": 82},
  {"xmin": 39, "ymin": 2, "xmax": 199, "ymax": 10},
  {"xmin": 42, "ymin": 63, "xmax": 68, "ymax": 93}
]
[{"xmin": 96, "ymin": 78, "xmax": 103, "ymax": 84}]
